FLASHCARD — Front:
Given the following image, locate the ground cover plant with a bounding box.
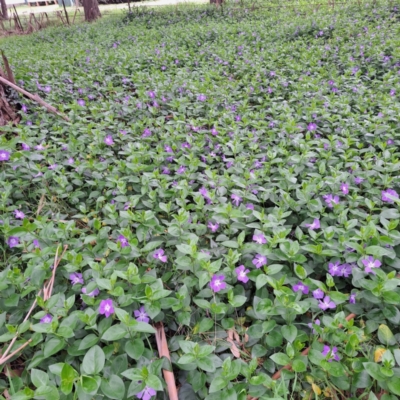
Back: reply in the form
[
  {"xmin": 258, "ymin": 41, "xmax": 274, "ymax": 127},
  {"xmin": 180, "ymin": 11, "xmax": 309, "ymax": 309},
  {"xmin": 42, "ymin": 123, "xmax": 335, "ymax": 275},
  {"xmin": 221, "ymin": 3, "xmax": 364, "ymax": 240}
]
[{"xmin": 1, "ymin": 1, "xmax": 400, "ymax": 399}]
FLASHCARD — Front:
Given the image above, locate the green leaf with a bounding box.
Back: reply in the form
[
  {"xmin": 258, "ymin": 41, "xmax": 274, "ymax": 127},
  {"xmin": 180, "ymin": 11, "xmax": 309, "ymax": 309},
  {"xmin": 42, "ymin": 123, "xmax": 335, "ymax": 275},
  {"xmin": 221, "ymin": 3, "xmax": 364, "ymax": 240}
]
[
  {"xmin": 130, "ymin": 321, "xmax": 156, "ymax": 334},
  {"xmin": 125, "ymin": 339, "xmax": 145, "ymax": 360},
  {"xmin": 197, "ymin": 318, "xmax": 214, "ymax": 333},
  {"xmin": 82, "ymin": 345, "xmax": 105, "ymax": 375},
  {"xmin": 31, "ymin": 369, "xmax": 49, "ymax": 388},
  {"xmin": 146, "ymin": 374, "xmax": 163, "ymax": 391},
  {"xmin": 387, "ymin": 377, "xmax": 400, "ymax": 395},
  {"xmin": 33, "ymin": 386, "xmax": 59, "ymax": 400},
  {"xmin": 43, "ymin": 338, "xmax": 65, "ymax": 358},
  {"xmin": 292, "ymin": 359, "xmax": 306, "ymax": 372},
  {"xmin": 281, "ymin": 325, "xmax": 297, "ymax": 343},
  {"xmin": 100, "ymin": 375, "xmax": 126, "ymax": 399},
  {"xmin": 142, "ymin": 241, "xmax": 164, "ymax": 252},
  {"xmin": 102, "ymin": 324, "xmax": 128, "ymax": 341},
  {"xmin": 256, "ymin": 274, "xmax": 269, "ymax": 289},
  {"xmin": 365, "ymin": 246, "xmax": 395, "ymax": 259},
  {"xmin": 363, "ymin": 362, "xmax": 386, "ymax": 380},
  {"xmin": 60, "ymin": 364, "xmax": 77, "ymax": 395},
  {"xmin": 78, "ymin": 334, "xmax": 99, "ymax": 350},
  {"xmin": 221, "ymin": 241, "xmax": 239, "ymax": 249},
  {"xmin": 81, "ymin": 376, "xmax": 99, "ymax": 394},
  {"xmin": 270, "ymin": 352, "xmax": 291, "ymax": 366},
  {"xmin": 378, "ymin": 324, "xmax": 396, "ymax": 346},
  {"xmin": 196, "ymin": 356, "xmax": 216, "ymax": 372},
  {"xmin": 294, "ymin": 264, "xmax": 307, "ymax": 279},
  {"xmin": 209, "ymin": 376, "xmax": 228, "ymax": 393}
]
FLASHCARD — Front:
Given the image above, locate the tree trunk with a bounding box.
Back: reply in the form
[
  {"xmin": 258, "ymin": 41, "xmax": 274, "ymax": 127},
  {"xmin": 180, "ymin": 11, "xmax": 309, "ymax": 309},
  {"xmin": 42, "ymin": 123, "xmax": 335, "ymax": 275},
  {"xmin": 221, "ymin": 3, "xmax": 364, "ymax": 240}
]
[
  {"xmin": 82, "ymin": 0, "xmax": 101, "ymax": 22},
  {"xmin": 0, "ymin": 0, "xmax": 8, "ymax": 20}
]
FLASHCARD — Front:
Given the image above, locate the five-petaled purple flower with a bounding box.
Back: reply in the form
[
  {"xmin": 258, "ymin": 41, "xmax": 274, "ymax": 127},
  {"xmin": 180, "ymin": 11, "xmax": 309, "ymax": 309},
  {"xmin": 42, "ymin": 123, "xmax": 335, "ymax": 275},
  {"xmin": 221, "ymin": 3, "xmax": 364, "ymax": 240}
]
[
  {"xmin": 293, "ymin": 281, "xmax": 309, "ymax": 295},
  {"xmin": 354, "ymin": 177, "xmax": 364, "ymax": 185},
  {"xmin": 235, "ymin": 265, "xmax": 250, "ymax": 283},
  {"xmin": 208, "ymin": 221, "xmax": 219, "ymax": 232},
  {"xmin": 340, "ymin": 183, "xmax": 349, "ymax": 195},
  {"xmin": 104, "ymin": 135, "xmax": 114, "ymax": 146},
  {"xmin": 323, "ymin": 194, "xmax": 340, "ymax": 208},
  {"xmin": 70, "ymin": 272, "xmax": 84, "ymax": 285},
  {"xmin": 313, "ymin": 288, "xmax": 324, "ymax": 299},
  {"xmin": 328, "ymin": 261, "xmax": 342, "ymax": 276},
  {"xmin": 40, "ymin": 314, "xmax": 53, "ymax": 324},
  {"xmin": 177, "ymin": 166, "xmax": 186, "ymax": 174},
  {"xmin": 33, "ymin": 239, "xmax": 41, "ymax": 249},
  {"xmin": 319, "ymin": 296, "xmax": 336, "ymax": 310},
  {"xmin": 118, "ymin": 235, "xmax": 129, "ymax": 248},
  {"xmin": 307, "ymin": 123, "xmax": 317, "ymax": 131},
  {"xmin": 252, "ymin": 254, "xmax": 267, "ymax": 268},
  {"xmin": 211, "ymin": 128, "xmax": 218, "ymax": 136},
  {"xmin": 253, "ymin": 233, "xmax": 267, "ymax": 244},
  {"xmin": 136, "ymin": 386, "xmax": 156, "ymax": 400},
  {"xmin": 322, "ymin": 345, "xmax": 340, "ymax": 362},
  {"xmin": 362, "ymin": 256, "xmax": 381, "ymax": 274},
  {"xmin": 77, "ymin": 99, "xmax": 85, "ymax": 107},
  {"xmin": 231, "ymin": 194, "xmax": 242, "ymax": 206},
  {"xmin": 349, "ymin": 293, "xmax": 356, "ymax": 304},
  {"xmin": 210, "ymin": 274, "xmax": 226, "ymax": 292},
  {"xmin": 7, "ymin": 236, "xmax": 19, "ymax": 248},
  {"xmin": 305, "ymin": 219, "xmax": 320, "ymax": 230},
  {"xmin": 153, "ymin": 249, "xmax": 167, "ymax": 263},
  {"xmin": 134, "ymin": 306, "xmax": 150, "ymax": 323},
  {"xmin": 99, "ymin": 299, "xmax": 114, "ymax": 318},
  {"xmin": 197, "ymin": 94, "xmax": 206, "ymax": 101},
  {"xmin": 0, "ymin": 150, "xmax": 10, "ymax": 161},
  {"xmin": 21, "ymin": 143, "xmax": 30, "ymax": 151},
  {"xmin": 382, "ymin": 189, "xmax": 399, "ymax": 203},
  {"xmin": 142, "ymin": 128, "xmax": 152, "ymax": 138},
  {"xmin": 14, "ymin": 210, "xmax": 25, "ymax": 219}
]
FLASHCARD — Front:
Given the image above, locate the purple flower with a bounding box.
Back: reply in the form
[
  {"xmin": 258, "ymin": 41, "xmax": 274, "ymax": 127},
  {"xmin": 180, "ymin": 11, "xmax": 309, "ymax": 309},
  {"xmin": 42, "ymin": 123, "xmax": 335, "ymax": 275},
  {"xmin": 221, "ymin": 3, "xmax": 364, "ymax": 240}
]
[
  {"xmin": 104, "ymin": 135, "xmax": 114, "ymax": 146},
  {"xmin": 118, "ymin": 235, "xmax": 129, "ymax": 248},
  {"xmin": 318, "ymin": 296, "xmax": 336, "ymax": 310},
  {"xmin": 40, "ymin": 314, "xmax": 52, "ymax": 324},
  {"xmin": 307, "ymin": 123, "xmax": 317, "ymax": 131},
  {"xmin": 308, "ymin": 319, "xmax": 320, "ymax": 333},
  {"xmin": 162, "ymin": 167, "xmax": 170, "ymax": 175},
  {"xmin": 208, "ymin": 221, "xmax": 219, "ymax": 232},
  {"xmin": 323, "ymin": 194, "xmax": 340, "ymax": 208},
  {"xmin": 67, "ymin": 157, "xmax": 74, "ymax": 165},
  {"xmin": 69, "ymin": 272, "xmax": 84, "ymax": 285},
  {"xmin": 354, "ymin": 176, "xmax": 364, "ymax": 185},
  {"xmin": 231, "ymin": 194, "xmax": 242, "ymax": 206},
  {"xmin": 197, "ymin": 94, "xmax": 206, "ymax": 101},
  {"xmin": 82, "ymin": 287, "xmax": 100, "ymax": 297},
  {"xmin": 7, "ymin": 236, "xmax": 19, "ymax": 248},
  {"xmin": 120, "ymin": 130, "xmax": 127, "ymax": 135},
  {"xmin": 14, "ymin": 210, "xmax": 25, "ymax": 219},
  {"xmin": 235, "ymin": 115, "xmax": 241, "ymax": 122},
  {"xmin": 305, "ymin": 218, "xmax": 320, "ymax": 230},
  {"xmin": 252, "ymin": 254, "xmax": 267, "ymax": 269},
  {"xmin": 164, "ymin": 145, "xmax": 173, "ymax": 153},
  {"xmin": 136, "ymin": 386, "xmax": 156, "ymax": 400},
  {"xmin": 199, "ymin": 187, "xmax": 208, "ymax": 197},
  {"xmin": 134, "ymin": 306, "xmax": 150, "ymax": 323},
  {"xmin": 48, "ymin": 164, "xmax": 58, "ymax": 170},
  {"xmin": 312, "ymin": 288, "xmax": 324, "ymax": 299},
  {"xmin": 35, "ymin": 144, "xmax": 45, "ymax": 151},
  {"xmin": 328, "ymin": 261, "xmax": 342, "ymax": 277},
  {"xmin": 21, "ymin": 104, "xmax": 27, "ymax": 113},
  {"xmin": 148, "ymin": 91, "xmax": 156, "ymax": 99},
  {"xmin": 0, "ymin": 150, "xmax": 10, "ymax": 161},
  {"xmin": 153, "ymin": 249, "xmax": 167, "ymax": 263},
  {"xmin": 211, "ymin": 128, "xmax": 218, "ymax": 136},
  {"xmin": 210, "ymin": 274, "xmax": 226, "ymax": 292},
  {"xmin": 246, "ymin": 203, "xmax": 254, "ymax": 210},
  {"xmin": 349, "ymin": 293, "xmax": 356, "ymax": 304},
  {"xmin": 177, "ymin": 166, "xmax": 186, "ymax": 174},
  {"xmin": 99, "ymin": 299, "xmax": 114, "ymax": 318},
  {"xmin": 382, "ymin": 189, "xmax": 399, "ymax": 203},
  {"xmin": 340, "ymin": 183, "xmax": 349, "ymax": 195},
  {"xmin": 33, "ymin": 239, "xmax": 41, "ymax": 249},
  {"xmin": 77, "ymin": 99, "xmax": 85, "ymax": 107},
  {"xmin": 21, "ymin": 143, "xmax": 30, "ymax": 151},
  {"xmin": 182, "ymin": 142, "xmax": 191, "ymax": 149},
  {"xmin": 235, "ymin": 265, "xmax": 250, "ymax": 283},
  {"xmin": 292, "ymin": 281, "xmax": 309, "ymax": 295},
  {"xmin": 142, "ymin": 128, "xmax": 152, "ymax": 138},
  {"xmin": 322, "ymin": 345, "xmax": 340, "ymax": 362},
  {"xmin": 390, "ymin": 89, "xmax": 396, "ymax": 96},
  {"xmin": 362, "ymin": 256, "xmax": 381, "ymax": 274},
  {"xmin": 340, "ymin": 263, "xmax": 352, "ymax": 277},
  {"xmin": 253, "ymin": 233, "xmax": 267, "ymax": 244}
]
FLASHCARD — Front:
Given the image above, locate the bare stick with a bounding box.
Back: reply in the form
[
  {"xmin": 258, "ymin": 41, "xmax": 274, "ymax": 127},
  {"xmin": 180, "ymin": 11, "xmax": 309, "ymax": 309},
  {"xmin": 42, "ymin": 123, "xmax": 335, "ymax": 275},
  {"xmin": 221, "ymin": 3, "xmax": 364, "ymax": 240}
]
[
  {"xmin": 154, "ymin": 322, "xmax": 178, "ymax": 400},
  {"xmin": 12, "ymin": 6, "xmax": 23, "ymax": 32},
  {"xmin": 45, "ymin": 245, "xmax": 68, "ymax": 300},
  {"xmin": 61, "ymin": 0, "xmax": 70, "ymax": 25},
  {"xmin": 0, "ymin": 340, "xmax": 32, "ymax": 365},
  {"xmin": 1, "ymin": 52, "xmax": 15, "ymax": 85},
  {"xmin": 0, "ymin": 76, "xmax": 69, "ymax": 121}
]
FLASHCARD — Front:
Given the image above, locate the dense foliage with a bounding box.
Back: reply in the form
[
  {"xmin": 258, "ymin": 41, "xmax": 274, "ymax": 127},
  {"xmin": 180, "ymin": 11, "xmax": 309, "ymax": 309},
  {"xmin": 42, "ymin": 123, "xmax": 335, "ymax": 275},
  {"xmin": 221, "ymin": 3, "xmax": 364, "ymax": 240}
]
[{"xmin": 1, "ymin": 2, "xmax": 400, "ymax": 399}]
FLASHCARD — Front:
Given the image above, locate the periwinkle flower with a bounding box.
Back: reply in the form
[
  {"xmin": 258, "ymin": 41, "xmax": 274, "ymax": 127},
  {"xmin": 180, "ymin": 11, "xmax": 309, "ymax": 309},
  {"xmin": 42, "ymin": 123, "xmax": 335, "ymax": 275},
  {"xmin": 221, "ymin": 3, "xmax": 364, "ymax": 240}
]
[
  {"xmin": 211, "ymin": 128, "xmax": 218, "ymax": 136},
  {"xmin": 81, "ymin": 287, "xmax": 100, "ymax": 297},
  {"xmin": 99, "ymin": 299, "xmax": 114, "ymax": 318},
  {"xmin": 136, "ymin": 386, "xmax": 156, "ymax": 400},
  {"xmin": 235, "ymin": 265, "xmax": 250, "ymax": 283},
  {"xmin": 340, "ymin": 183, "xmax": 349, "ymax": 195},
  {"xmin": 390, "ymin": 89, "xmax": 396, "ymax": 96},
  {"xmin": 312, "ymin": 288, "xmax": 324, "ymax": 299},
  {"xmin": 308, "ymin": 319, "xmax": 320, "ymax": 333},
  {"xmin": 253, "ymin": 233, "xmax": 267, "ymax": 244},
  {"xmin": 48, "ymin": 164, "xmax": 58, "ymax": 170},
  {"xmin": 120, "ymin": 130, "xmax": 127, "ymax": 135},
  {"xmin": 148, "ymin": 91, "xmax": 156, "ymax": 99},
  {"xmin": 33, "ymin": 239, "xmax": 41, "ymax": 249},
  {"xmin": 162, "ymin": 167, "xmax": 170, "ymax": 175},
  {"xmin": 7, "ymin": 236, "xmax": 19, "ymax": 248},
  {"xmin": 21, "ymin": 143, "xmax": 30, "ymax": 151},
  {"xmin": 246, "ymin": 203, "xmax": 254, "ymax": 210},
  {"xmin": 252, "ymin": 254, "xmax": 267, "ymax": 268},
  {"xmin": 322, "ymin": 345, "xmax": 340, "ymax": 362},
  {"xmin": 349, "ymin": 293, "xmax": 356, "ymax": 304},
  {"xmin": 197, "ymin": 94, "xmax": 206, "ymax": 101},
  {"xmin": 142, "ymin": 128, "xmax": 152, "ymax": 138},
  {"xmin": 67, "ymin": 158, "xmax": 74, "ymax": 165},
  {"xmin": 292, "ymin": 281, "xmax": 309, "ymax": 295},
  {"xmin": 231, "ymin": 194, "xmax": 242, "ymax": 206},
  {"xmin": 134, "ymin": 306, "xmax": 150, "ymax": 323},
  {"xmin": 118, "ymin": 235, "xmax": 129, "ymax": 248},
  {"xmin": 362, "ymin": 256, "xmax": 381, "ymax": 274},
  {"xmin": 323, "ymin": 194, "xmax": 340, "ymax": 208},
  {"xmin": 305, "ymin": 218, "xmax": 320, "ymax": 230},
  {"xmin": 0, "ymin": 150, "xmax": 10, "ymax": 161},
  {"xmin": 153, "ymin": 249, "xmax": 167, "ymax": 263},
  {"xmin": 104, "ymin": 135, "xmax": 114, "ymax": 146},
  {"xmin": 177, "ymin": 166, "xmax": 186, "ymax": 174},
  {"xmin": 210, "ymin": 274, "xmax": 226, "ymax": 292},
  {"xmin": 340, "ymin": 263, "xmax": 353, "ymax": 277},
  {"xmin": 382, "ymin": 189, "xmax": 399, "ymax": 203},
  {"xmin": 77, "ymin": 99, "xmax": 85, "ymax": 107},
  {"xmin": 164, "ymin": 145, "xmax": 173, "ymax": 153},
  {"xmin": 307, "ymin": 122, "xmax": 317, "ymax": 131},
  {"xmin": 21, "ymin": 104, "xmax": 28, "ymax": 113},
  {"xmin": 40, "ymin": 314, "xmax": 53, "ymax": 324},
  {"xmin": 14, "ymin": 210, "xmax": 25, "ymax": 219},
  {"xmin": 354, "ymin": 176, "xmax": 364, "ymax": 185},
  {"xmin": 208, "ymin": 221, "xmax": 219, "ymax": 232},
  {"xmin": 69, "ymin": 272, "xmax": 84, "ymax": 285},
  {"xmin": 328, "ymin": 261, "xmax": 342, "ymax": 277},
  {"xmin": 318, "ymin": 296, "xmax": 336, "ymax": 310}
]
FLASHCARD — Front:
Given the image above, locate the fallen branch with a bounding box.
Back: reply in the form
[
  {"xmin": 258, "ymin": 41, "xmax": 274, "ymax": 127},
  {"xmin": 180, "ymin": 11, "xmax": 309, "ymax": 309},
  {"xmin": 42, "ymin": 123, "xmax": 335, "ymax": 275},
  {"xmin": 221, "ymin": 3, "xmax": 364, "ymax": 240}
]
[
  {"xmin": 0, "ymin": 76, "xmax": 70, "ymax": 121},
  {"xmin": 271, "ymin": 313, "xmax": 356, "ymax": 380},
  {"xmin": 154, "ymin": 322, "xmax": 178, "ymax": 400}
]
